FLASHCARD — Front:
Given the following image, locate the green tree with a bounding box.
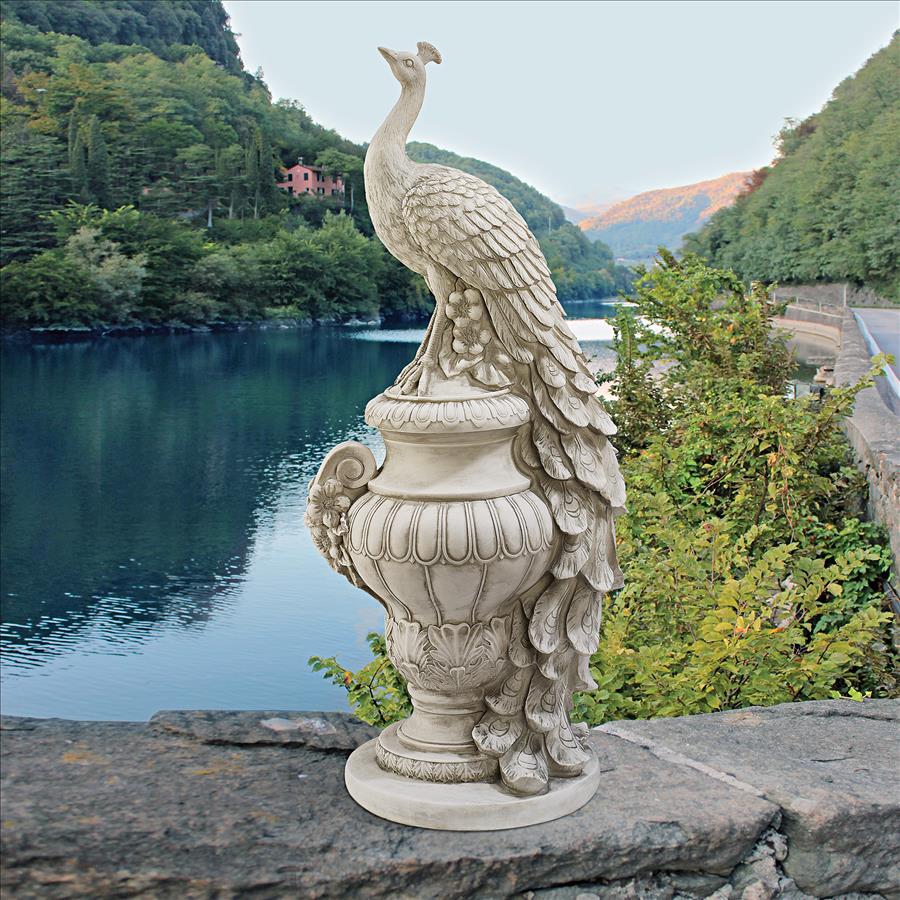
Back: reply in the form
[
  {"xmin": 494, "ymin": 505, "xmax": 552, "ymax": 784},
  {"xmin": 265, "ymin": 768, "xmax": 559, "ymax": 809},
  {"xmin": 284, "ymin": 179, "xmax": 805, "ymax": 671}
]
[
  {"xmin": 48, "ymin": 203, "xmax": 207, "ymax": 320},
  {"xmin": 66, "ymin": 104, "xmax": 79, "ymax": 167},
  {"xmin": 0, "ymin": 248, "xmax": 97, "ymax": 325},
  {"xmin": 177, "ymin": 143, "xmax": 219, "ymax": 227},
  {"xmin": 217, "ymin": 143, "xmax": 246, "ymax": 220},
  {"xmin": 63, "ymin": 225, "xmax": 147, "ymax": 321},
  {"xmin": 245, "ymin": 127, "xmax": 277, "ymax": 219},
  {"xmin": 3, "ymin": 0, "xmax": 245, "ymax": 74},
  {"xmin": 685, "ymin": 35, "xmax": 900, "ymax": 299},
  {"xmin": 316, "ymin": 147, "xmax": 362, "ymax": 213},
  {"xmin": 0, "ymin": 119, "xmax": 66, "ymax": 263},
  {"xmin": 69, "ymin": 128, "xmax": 89, "ymax": 202},
  {"xmin": 85, "ymin": 114, "xmax": 110, "ymax": 206}
]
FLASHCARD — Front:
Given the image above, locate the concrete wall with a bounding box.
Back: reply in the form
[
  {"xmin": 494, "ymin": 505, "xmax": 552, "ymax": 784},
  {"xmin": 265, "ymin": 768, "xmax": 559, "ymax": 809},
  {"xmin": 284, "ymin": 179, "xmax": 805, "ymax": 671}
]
[
  {"xmin": 832, "ymin": 310, "xmax": 900, "ymax": 580},
  {"xmin": 772, "ymin": 282, "xmax": 894, "ymax": 309},
  {"xmin": 772, "ymin": 305, "xmax": 842, "ymax": 355},
  {"xmin": 776, "ymin": 305, "xmax": 898, "ymax": 580}
]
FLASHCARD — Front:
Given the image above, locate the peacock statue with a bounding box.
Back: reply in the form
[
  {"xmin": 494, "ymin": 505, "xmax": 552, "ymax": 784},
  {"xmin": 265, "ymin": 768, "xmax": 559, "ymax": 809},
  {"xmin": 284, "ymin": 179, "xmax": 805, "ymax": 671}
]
[
  {"xmin": 307, "ymin": 42, "xmax": 624, "ymax": 817},
  {"xmin": 359, "ymin": 42, "xmax": 626, "ymax": 797}
]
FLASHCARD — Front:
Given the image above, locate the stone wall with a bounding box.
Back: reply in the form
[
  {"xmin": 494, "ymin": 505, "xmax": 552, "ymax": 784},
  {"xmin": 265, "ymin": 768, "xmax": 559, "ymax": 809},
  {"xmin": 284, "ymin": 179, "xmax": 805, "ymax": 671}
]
[
  {"xmin": 775, "ymin": 300, "xmax": 898, "ymax": 581},
  {"xmin": 772, "ymin": 305, "xmax": 842, "ymax": 355},
  {"xmin": 1, "ymin": 701, "xmax": 898, "ymax": 898},
  {"xmin": 772, "ymin": 283, "xmax": 893, "ymax": 309}
]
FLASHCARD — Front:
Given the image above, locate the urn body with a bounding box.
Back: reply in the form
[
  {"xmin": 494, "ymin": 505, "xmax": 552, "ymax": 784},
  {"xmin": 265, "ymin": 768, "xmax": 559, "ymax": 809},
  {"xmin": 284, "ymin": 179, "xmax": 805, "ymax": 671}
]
[{"xmin": 345, "ymin": 390, "xmax": 554, "ymax": 780}]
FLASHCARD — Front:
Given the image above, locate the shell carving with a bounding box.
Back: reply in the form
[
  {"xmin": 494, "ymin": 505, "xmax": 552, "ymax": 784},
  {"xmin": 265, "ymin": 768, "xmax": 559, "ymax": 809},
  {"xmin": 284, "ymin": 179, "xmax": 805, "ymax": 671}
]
[{"xmin": 386, "ymin": 614, "xmax": 511, "ymax": 691}]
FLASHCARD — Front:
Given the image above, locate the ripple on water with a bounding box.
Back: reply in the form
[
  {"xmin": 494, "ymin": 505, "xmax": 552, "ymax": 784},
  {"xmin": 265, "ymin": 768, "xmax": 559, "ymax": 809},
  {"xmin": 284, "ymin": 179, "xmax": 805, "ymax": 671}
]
[{"xmin": 0, "ymin": 313, "xmax": 614, "ymax": 719}]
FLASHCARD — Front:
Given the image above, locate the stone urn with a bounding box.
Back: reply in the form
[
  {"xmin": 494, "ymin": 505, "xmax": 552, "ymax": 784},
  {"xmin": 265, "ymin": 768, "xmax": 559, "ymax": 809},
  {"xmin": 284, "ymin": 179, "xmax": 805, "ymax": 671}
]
[
  {"xmin": 306, "ymin": 386, "xmax": 604, "ymax": 829},
  {"xmin": 351, "ymin": 389, "xmax": 553, "ymax": 779}
]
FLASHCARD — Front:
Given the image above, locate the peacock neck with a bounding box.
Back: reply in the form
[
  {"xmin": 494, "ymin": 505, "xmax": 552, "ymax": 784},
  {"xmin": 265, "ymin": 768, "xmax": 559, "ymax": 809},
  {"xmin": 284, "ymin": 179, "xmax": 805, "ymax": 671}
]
[{"xmin": 368, "ymin": 82, "xmax": 424, "ymax": 184}]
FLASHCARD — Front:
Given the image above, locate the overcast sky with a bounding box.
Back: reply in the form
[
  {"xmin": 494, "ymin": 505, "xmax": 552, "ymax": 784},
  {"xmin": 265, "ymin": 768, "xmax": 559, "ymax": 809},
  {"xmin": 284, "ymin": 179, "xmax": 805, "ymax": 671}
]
[{"xmin": 223, "ymin": 1, "xmax": 896, "ymax": 207}]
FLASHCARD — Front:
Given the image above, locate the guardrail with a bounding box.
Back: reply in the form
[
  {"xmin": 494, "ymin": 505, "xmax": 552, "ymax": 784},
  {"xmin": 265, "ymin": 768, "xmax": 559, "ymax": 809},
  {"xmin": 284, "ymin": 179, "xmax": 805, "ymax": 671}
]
[{"xmin": 853, "ymin": 309, "xmax": 900, "ymax": 402}]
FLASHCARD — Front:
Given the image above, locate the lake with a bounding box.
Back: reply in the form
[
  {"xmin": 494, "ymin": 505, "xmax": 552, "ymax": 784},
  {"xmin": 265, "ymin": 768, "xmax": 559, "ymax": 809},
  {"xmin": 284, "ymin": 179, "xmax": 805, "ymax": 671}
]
[{"xmin": 0, "ymin": 301, "xmax": 620, "ymax": 720}]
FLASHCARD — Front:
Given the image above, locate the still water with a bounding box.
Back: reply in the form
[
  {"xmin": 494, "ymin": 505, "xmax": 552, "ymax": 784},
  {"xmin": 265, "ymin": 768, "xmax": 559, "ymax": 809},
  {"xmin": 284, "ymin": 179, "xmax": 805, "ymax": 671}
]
[{"xmin": 0, "ymin": 302, "xmax": 619, "ymax": 720}]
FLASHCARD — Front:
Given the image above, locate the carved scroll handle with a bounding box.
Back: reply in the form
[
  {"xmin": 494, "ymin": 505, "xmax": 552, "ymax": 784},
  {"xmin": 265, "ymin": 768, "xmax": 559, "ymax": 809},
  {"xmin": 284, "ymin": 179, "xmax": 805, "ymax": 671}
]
[{"xmin": 305, "ymin": 441, "xmax": 378, "ymax": 590}]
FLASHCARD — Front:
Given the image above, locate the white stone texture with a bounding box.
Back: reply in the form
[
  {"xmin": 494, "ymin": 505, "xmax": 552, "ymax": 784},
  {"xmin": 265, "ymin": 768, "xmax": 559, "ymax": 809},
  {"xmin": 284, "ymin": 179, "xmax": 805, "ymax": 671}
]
[{"xmin": 305, "ymin": 42, "xmax": 626, "ymax": 827}]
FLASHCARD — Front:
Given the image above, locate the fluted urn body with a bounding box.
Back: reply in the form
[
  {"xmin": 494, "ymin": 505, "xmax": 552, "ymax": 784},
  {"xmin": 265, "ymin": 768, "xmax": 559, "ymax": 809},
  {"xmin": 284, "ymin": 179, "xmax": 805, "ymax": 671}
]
[{"xmin": 338, "ymin": 389, "xmax": 554, "ymax": 780}]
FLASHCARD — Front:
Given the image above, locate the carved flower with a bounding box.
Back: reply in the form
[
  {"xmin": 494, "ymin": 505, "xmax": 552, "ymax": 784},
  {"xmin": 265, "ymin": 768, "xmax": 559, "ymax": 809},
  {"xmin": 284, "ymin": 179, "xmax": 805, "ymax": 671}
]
[
  {"xmin": 308, "ymin": 523, "xmax": 330, "ymax": 554},
  {"xmin": 447, "ymin": 288, "xmax": 484, "ymax": 326},
  {"xmin": 452, "ymin": 321, "xmax": 492, "ymax": 358},
  {"xmin": 306, "ymin": 478, "xmax": 351, "ymax": 528}
]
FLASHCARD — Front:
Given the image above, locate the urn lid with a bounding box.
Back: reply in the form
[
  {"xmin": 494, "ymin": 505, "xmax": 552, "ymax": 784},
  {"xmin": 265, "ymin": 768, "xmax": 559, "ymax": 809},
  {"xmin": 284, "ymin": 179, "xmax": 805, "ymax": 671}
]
[{"xmin": 365, "ymin": 388, "xmax": 529, "ymax": 434}]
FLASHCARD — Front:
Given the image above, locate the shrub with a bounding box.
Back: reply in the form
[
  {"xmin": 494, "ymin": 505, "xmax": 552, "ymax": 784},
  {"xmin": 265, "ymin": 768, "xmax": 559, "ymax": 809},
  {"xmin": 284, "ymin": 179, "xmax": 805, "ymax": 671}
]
[
  {"xmin": 0, "ymin": 248, "xmax": 96, "ymax": 325},
  {"xmin": 309, "ymin": 633, "xmax": 412, "ymax": 726},
  {"xmin": 311, "ymin": 254, "xmax": 895, "ymax": 725}
]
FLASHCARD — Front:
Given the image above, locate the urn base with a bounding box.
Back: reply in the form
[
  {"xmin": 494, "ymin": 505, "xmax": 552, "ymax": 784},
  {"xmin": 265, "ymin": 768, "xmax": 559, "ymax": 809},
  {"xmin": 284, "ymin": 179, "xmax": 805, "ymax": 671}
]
[
  {"xmin": 375, "ymin": 721, "xmax": 499, "ymax": 783},
  {"xmin": 345, "ymin": 735, "xmax": 601, "ymax": 831}
]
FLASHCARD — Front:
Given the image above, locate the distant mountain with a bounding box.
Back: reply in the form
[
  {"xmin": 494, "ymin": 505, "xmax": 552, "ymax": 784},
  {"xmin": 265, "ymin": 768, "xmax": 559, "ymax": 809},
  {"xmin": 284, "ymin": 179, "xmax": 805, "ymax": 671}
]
[
  {"xmin": 562, "ymin": 205, "xmax": 591, "ymax": 225},
  {"xmin": 579, "ymin": 172, "xmax": 751, "ymax": 263}
]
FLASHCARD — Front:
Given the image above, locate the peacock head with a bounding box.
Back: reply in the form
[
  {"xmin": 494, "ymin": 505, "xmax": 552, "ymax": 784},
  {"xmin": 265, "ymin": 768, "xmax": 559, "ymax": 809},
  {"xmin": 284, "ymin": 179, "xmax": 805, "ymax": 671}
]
[{"xmin": 377, "ymin": 42, "xmax": 441, "ymax": 88}]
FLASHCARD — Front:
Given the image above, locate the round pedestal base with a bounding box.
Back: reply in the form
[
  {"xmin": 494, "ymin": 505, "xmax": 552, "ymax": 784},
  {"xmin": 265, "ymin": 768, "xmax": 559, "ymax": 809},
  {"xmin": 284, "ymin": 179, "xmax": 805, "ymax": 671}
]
[{"xmin": 345, "ymin": 736, "xmax": 601, "ymax": 831}]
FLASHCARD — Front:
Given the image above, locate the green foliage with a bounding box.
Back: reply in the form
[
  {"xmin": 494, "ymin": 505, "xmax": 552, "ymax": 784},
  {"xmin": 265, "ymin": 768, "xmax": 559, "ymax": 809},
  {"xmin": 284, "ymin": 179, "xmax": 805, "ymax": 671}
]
[
  {"xmin": 539, "ymin": 222, "xmax": 631, "ymax": 299},
  {"xmin": 0, "ymin": 202, "xmax": 429, "ymax": 327},
  {"xmin": 253, "ymin": 214, "xmax": 381, "ymax": 318},
  {"xmin": 2, "ymin": 0, "xmax": 244, "ymax": 73},
  {"xmin": 48, "ymin": 202, "xmax": 208, "ymax": 320},
  {"xmin": 575, "ymin": 525, "xmax": 891, "ymax": 722},
  {"xmin": 1, "ymin": 217, "xmax": 146, "ymax": 326},
  {"xmin": 0, "ymin": 13, "xmax": 352, "ymax": 234},
  {"xmin": 84, "ymin": 114, "xmax": 110, "ymax": 206},
  {"xmin": 309, "ymin": 633, "xmax": 412, "ymax": 726},
  {"xmin": 0, "ymin": 116, "xmax": 67, "ymax": 263},
  {"xmin": 684, "ymin": 35, "xmax": 900, "ymax": 299},
  {"xmin": 595, "ymin": 312, "xmax": 666, "ymax": 451},
  {"xmin": 0, "ymin": 11, "xmax": 593, "ymax": 326},
  {"xmin": 313, "ymin": 255, "xmax": 896, "ymax": 725},
  {"xmin": 0, "ymin": 247, "xmax": 95, "ymax": 325}
]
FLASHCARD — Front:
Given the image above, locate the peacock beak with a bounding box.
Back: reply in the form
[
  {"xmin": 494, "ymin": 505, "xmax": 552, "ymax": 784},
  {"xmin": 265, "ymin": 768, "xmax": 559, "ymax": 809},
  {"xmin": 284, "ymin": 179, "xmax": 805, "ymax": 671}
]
[{"xmin": 378, "ymin": 47, "xmax": 398, "ymax": 64}]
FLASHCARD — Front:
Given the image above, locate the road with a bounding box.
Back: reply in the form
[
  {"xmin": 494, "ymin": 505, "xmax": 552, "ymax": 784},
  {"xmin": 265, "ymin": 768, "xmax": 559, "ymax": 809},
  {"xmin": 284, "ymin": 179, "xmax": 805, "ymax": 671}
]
[
  {"xmin": 854, "ymin": 308, "xmax": 900, "ymax": 373},
  {"xmin": 853, "ymin": 307, "xmax": 900, "ymax": 413}
]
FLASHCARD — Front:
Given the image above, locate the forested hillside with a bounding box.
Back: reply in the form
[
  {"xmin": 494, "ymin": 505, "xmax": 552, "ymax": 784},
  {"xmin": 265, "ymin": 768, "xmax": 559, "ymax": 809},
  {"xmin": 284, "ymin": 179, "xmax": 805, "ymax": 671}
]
[
  {"xmin": 408, "ymin": 142, "xmax": 632, "ymax": 299},
  {"xmin": 684, "ymin": 35, "xmax": 899, "ymax": 299},
  {"xmin": 0, "ymin": 1, "xmax": 626, "ymax": 330},
  {"xmin": 3, "ymin": 0, "xmax": 244, "ymax": 72}
]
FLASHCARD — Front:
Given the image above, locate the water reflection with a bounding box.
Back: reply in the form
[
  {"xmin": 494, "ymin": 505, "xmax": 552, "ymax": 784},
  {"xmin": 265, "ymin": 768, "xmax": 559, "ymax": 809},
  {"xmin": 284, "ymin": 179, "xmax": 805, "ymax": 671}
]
[
  {"xmin": 1, "ymin": 305, "xmax": 619, "ymax": 720},
  {"xmin": 0, "ymin": 329, "xmax": 406, "ymax": 718}
]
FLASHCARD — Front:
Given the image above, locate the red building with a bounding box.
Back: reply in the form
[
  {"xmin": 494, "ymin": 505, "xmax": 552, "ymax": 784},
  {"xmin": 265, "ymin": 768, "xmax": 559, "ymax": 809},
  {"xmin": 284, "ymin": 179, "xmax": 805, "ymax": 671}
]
[{"xmin": 277, "ymin": 159, "xmax": 345, "ymax": 199}]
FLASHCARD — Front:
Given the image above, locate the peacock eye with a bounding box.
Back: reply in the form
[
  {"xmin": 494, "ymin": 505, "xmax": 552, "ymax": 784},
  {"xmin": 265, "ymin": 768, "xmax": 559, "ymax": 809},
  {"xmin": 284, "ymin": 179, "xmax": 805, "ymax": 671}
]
[{"xmin": 404, "ymin": 59, "xmax": 414, "ymax": 68}]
